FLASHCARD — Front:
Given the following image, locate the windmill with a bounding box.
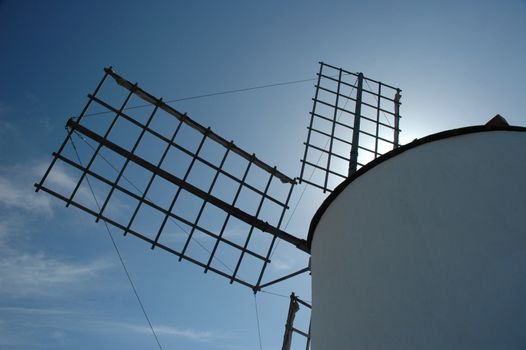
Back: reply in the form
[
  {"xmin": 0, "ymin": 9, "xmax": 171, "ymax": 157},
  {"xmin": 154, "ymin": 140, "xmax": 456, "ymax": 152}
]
[
  {"xmin": 36, "ymin": 61, "xmax": 526, "ymax": 349},
  {"xmin": 35, "ymin": 62, "xmax": 403, "ymax": 348}
]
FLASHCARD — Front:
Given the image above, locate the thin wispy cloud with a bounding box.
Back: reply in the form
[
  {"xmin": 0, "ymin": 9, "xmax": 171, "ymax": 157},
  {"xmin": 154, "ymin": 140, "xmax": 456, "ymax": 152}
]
[
  {"xmin": 271, "ymin": 255, "xmax": 296, "ymax": 271},
  {"xmin": 0, "ymin": 161, "xmax": 101, "ymax": 218},
  {"xmin": 0, "ymin": 161, "xmax": 118, "ymax": 298},
  {"xmin": 0, "ymin": 306, "xmax": 75, "ymax": 316},
  {"xmin": 0, "ymin": 307, "xmax": 82, "ymax": 349},
  {"xmin": 104, "ymin": 320, "xmax": 240, "ymax": 344},
  {"xmin": 127, "ymin": 324, "xmax": 216, "ymax": 342},
  {"xmin": 0, "ymin": 310, "xmax": 236, "ymax": 348},
  {"xmin": 0, "ymin": 162, "xmax": 69, "ymax": 217},
  {"xmin": 0, "ymin": 253, "xmax": 110, "ymax": 297},
  {"xmin": 0, "ymin": 211, "xmax": 37, "ymax": 249},
  {"xmin": 4, "ymin": 162, "xmax": 57, "ymax": 215},
  {"xmin": 0, "ymin": 175, "xmax": 54, "ymax": 216}
]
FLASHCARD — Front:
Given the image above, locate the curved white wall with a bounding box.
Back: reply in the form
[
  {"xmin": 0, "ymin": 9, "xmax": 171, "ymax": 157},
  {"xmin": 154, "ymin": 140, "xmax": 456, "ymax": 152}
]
[{"xmin": 311, "ymin": 131, "xmax": 526, "ymax": 349}]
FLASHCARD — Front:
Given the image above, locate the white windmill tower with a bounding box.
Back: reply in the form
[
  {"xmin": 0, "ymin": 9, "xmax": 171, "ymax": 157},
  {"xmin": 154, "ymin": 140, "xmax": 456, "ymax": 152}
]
[
  {"xmin": 309, "ymin": 114, "xmax": 526, "ymax": 349},
  {"xmin": 35, "ymin": 62, "xmax": 526, "ymax": 349}
]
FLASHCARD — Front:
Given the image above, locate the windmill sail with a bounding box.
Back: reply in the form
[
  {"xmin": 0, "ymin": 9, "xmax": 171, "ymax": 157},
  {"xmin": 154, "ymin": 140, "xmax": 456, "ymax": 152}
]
[
  {"xmin": 300, "ymin": 62, "xmax": 402, "ymax": 193},
  {"xmin": 35, "ymin": 67, "xmax": 307, "ymax": 290},
  {"xmin": 282, "ymin": 293, "xmax": 311, "ymax": 350}
]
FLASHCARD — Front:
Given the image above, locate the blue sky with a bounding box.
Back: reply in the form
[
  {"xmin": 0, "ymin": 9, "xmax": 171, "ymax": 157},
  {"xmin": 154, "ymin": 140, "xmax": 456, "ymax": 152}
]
[{"xmin": 1, "ymin": 0, "xmax": 525, "ymax": 349}]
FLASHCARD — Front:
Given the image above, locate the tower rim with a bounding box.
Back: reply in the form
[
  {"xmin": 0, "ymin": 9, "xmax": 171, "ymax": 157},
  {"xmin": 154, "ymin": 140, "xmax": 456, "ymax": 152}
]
[{"xmin": 306, "ymin": 117, "xmax": 526, "ymax": 251}]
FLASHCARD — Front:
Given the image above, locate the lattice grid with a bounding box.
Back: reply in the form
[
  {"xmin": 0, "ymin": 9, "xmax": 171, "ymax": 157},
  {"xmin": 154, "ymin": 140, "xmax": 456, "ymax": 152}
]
[
  {"xmin": 35, "ymin": 67, "xmax": 304, "ymax": 290},
  {"xmin": 300, "ymin": 62, "xmax": 402, "ymax": 193}
]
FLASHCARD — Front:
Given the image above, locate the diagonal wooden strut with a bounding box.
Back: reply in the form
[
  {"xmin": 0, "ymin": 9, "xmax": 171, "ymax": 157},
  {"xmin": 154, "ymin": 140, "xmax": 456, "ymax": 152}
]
[{"xmin": 66, "ymin": 118, "xmax": 309, "ymax": 253}]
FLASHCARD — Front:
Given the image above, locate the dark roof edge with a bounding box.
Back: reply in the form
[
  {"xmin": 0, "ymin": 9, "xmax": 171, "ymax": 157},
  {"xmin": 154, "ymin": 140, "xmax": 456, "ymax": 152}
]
[{"xmin": 306, "ymin": 122, "xmax": 526, "ymax": 251}]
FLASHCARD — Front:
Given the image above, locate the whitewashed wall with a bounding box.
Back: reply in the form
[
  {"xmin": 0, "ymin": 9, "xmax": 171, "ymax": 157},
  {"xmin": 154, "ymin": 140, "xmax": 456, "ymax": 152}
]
[{"xmin": 311, "ymin": 131, "xmax": 526, "ymax": 349}]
